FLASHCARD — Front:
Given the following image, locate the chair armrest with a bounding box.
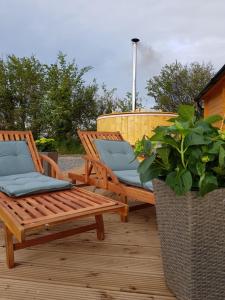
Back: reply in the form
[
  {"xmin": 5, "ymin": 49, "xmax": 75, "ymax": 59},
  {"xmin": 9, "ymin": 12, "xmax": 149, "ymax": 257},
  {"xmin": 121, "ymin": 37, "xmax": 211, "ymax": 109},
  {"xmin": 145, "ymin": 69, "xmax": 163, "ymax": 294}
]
[
  {"xmin": 82, "ymin": 155, "xmax": 120, "ymax": 185},
  {"xmin": 39, "ymin": 154, "xmax": 64, "ymax": 179}
]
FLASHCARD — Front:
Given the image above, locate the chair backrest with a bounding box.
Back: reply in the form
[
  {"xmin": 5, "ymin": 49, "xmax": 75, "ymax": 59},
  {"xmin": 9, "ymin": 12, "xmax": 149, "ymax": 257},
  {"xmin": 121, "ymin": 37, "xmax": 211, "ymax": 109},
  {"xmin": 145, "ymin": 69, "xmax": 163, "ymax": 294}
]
[
  {"xmin": 94, "ymin": 139, "xmax": 139, "ymax": 171},
  {"xmin": 78, "ymin": 130, "xmax": 124, "ymax": 159},
  {"xmin": 0, "ymin": 131, "xmax": 43, "ymax": 173}
]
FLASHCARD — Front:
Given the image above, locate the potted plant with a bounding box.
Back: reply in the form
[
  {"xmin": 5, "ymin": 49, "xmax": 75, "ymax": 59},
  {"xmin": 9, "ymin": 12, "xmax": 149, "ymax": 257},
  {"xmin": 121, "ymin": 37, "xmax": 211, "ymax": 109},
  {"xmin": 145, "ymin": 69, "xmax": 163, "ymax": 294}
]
[
  {"xmin": 134, "ymin": 136, "xmax": 152, "ymax": 161},
  {"xmin": 35, "ymin": 137, "xmax": 58, "ymax": 175},
  {"xmin": 136, "ymin": 104, "xmax": 225, "ymax": 300}
]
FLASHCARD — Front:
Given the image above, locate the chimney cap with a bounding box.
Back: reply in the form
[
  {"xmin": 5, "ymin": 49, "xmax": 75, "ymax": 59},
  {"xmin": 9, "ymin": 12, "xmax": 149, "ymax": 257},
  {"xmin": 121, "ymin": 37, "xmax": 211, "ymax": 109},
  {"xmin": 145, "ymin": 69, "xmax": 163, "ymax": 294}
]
[{"xmin": 131, "ymin": 38, "xmax": 140, "ymax": 43}]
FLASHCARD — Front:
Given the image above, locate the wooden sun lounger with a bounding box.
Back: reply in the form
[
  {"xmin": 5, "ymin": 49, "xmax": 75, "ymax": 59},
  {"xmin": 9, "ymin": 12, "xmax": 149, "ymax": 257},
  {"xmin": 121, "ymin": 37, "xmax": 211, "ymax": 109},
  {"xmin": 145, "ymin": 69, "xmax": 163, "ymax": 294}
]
[
  {"xmin": 0, "ymin": 131, "xmax": 127, "ymax": 268},
  {"xmin": 68, "ymin": 130, "xmax": 155, "ymax": 209}
]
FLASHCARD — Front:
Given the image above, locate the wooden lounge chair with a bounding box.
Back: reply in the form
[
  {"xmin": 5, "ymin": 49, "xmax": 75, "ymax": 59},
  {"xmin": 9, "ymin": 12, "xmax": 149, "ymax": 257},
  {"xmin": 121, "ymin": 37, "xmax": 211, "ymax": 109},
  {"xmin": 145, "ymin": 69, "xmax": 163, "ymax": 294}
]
[
  {"xmin": 68, "ymin": 130, "xmax": 155, "ymax": 208},
  {"xmin": 0, "ymin": 131, "xmax": 127, "ymax": 268}
]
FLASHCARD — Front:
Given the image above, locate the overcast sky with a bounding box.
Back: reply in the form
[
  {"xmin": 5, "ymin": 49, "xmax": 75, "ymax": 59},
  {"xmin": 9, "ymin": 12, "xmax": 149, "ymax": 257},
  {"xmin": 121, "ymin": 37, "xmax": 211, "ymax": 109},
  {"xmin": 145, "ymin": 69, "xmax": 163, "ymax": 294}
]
[{"xmin": 1, "ymin": 0, "xmax": 225, "ymax": 107}]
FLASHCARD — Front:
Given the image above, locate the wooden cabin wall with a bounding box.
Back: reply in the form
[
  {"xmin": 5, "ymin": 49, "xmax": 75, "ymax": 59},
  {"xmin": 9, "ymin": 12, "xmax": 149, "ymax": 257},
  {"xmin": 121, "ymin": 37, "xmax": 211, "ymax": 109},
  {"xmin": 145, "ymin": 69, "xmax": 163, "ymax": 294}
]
[
  {"xmin": 204, "ymin": 87, "xmax": 225, "ymax": 128},
  {"xmin": 204, "ymin": 90, "xmax": 225, "ymax": 116}
]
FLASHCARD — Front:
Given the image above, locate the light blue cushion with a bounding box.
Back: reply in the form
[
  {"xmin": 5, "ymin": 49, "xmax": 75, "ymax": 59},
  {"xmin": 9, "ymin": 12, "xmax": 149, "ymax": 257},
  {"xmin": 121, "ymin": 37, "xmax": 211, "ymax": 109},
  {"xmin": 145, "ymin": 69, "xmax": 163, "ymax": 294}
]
[
  {"xmin": 94, "ymin": 140, "xmax": 139, "ymax": 171},
  {"xmin": 0, "ymin": 141, "xmax": 35, "ymax": 176},
  {"xmin": 114, "ymin": 169, "xmax": 153, "ymax": 191},
  {"xmin": 0, "ymin": 172, "xmax": 72, "ymax": 197}
]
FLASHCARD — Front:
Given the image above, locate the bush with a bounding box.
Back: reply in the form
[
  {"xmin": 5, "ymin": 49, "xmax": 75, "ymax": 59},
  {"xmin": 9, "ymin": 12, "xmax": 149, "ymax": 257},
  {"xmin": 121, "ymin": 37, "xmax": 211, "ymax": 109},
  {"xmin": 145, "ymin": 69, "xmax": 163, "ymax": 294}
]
[
  {"xmin": 35, "ymin": 138, "xmax": 57, "ymax": 152},
  {"xmin": 56, "ymin": 139, "xmax": 84, "ymax": 155}
]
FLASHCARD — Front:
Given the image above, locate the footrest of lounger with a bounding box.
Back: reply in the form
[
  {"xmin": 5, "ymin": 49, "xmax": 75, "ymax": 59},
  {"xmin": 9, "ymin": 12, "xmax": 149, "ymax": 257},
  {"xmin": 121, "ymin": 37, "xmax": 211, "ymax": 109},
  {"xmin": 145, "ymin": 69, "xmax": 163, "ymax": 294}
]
[{"xmin": 0, "ymin": 188, "xmax": 128, "ymax": 242}]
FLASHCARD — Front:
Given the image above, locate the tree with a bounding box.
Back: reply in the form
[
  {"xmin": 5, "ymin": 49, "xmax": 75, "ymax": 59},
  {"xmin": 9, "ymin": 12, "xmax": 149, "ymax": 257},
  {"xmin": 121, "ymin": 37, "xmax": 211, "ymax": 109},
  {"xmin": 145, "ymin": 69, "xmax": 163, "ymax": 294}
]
[
  {"xmin": 0, "ymin": 58, "xmax": 15, "ymax": 130},
  {"xmin": 96, "ymin": 85, "xmax": 143, "ymax": 115},
  {"xmin": 115, "ymin": 92, "xmax": 143, "ymax": 112},
  {"xmin": 44, "ymin": 53, "xmax": 98, "ymax": 139},
  {"xmin": 0, "ymin": 55, "xmax": 46, "ymax": 137},
  {"xmin": 146, "ymin": 62, "xmax": 214, "ymax": 112}
]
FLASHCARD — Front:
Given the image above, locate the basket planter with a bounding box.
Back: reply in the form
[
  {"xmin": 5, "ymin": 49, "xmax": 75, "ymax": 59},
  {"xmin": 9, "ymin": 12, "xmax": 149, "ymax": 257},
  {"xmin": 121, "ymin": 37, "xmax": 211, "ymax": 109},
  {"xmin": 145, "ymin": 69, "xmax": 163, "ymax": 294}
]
[
  {"xmin": 153, "ymin": 179, "xmax": 225, "ymax": 300},
  {"xmin": 39, "ymin": 151, "xmax": 58, "ymax": 176}
]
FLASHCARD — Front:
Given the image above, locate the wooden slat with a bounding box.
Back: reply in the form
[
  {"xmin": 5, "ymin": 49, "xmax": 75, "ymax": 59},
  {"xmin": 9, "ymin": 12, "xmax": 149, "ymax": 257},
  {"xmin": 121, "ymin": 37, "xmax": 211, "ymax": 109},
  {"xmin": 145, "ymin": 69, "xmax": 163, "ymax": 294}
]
[
  {"xmin": 26, "ymin": 196, "xmax": 61, "ymax": 216},
  {"xmin": 74, "ymin": 188, "xmax": 113, "ymax": 204},
  {"xmin": 0, "ymin": 278, "xmax": 175, "ymax": 300},
  {"xmin": 0, "ymin": 130, "xmax": 43, "ymax": 173},
  {"xmin": 27, "ymin": 197, "xmax": 55, "ymax": 216},
  {"xmin": 18, "ymin": 199, "xmax": 43, "ymax": 218},
  {"xmin": 48, "ymin": 193, "xmax": 83, "ymax": 210},
  {"xmin": 0, "ymin": 188, "xmax": 124, "ymax": 229},
  {"xmin": 62, "ymin": 191, "xmax": 103, "ymax": 207},
  {"xmin": 21, "ymin": 202, "xmax": 118, "ymax": 227},
  {"xmin": 0, "ymin": 205, "xmax": 176, "ymax": 299},
  {"xmin": 14, "ymin": 223, "xmax": 97, "ymax": 250},
  {"xmin": 4, "ymin": 201, "xmax": 32, "ymax": 221},
  {"xmin": 75, "ymin": 130, "xmax": 155, "ymax": 206},
  {"xmin": 58, "ymin": 193, "xmax": 92, "ymax": 208},
  {"xmin": 78, "ymin": 130, "xmax": 123, "ymax": 160}
]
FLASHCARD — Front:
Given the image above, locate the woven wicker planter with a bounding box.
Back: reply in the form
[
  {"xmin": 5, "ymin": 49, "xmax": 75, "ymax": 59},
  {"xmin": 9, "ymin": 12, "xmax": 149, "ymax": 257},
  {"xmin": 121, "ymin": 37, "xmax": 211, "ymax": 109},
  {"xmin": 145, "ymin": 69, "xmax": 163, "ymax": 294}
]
[{"xmin": 153, "ymin": 179, "xmax": 225, "ymax": 300}]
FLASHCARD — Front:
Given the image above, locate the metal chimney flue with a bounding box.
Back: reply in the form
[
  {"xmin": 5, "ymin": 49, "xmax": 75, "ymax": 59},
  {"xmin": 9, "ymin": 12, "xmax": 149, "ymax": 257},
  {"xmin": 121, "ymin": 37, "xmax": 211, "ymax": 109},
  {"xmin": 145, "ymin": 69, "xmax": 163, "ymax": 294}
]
[{"xmin": 131, "ymin": 38, "xmax": 140, "ymax": 111}]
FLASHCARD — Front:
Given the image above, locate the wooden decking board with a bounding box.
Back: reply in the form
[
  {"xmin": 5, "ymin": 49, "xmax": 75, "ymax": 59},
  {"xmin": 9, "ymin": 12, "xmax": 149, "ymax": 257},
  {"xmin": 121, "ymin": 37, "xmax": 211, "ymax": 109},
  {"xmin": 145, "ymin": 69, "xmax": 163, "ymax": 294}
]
[
  {"xmin": 0, "ymin": 202, "xmax": 176, "ymax": 299},
  {"xmin": 0, "ymin": 278, "xmax": 175, "ymax": 300},
  {"xmin": 28, "ymin": 241, "xmax": 161, "ymax": 259},
  {"xmin": 0, "ymin": 248, "xmax": 164, "ymax": 275},
  {"xmin": 0, "ymin": 265, "xmax": 173, "ymax": 296}
]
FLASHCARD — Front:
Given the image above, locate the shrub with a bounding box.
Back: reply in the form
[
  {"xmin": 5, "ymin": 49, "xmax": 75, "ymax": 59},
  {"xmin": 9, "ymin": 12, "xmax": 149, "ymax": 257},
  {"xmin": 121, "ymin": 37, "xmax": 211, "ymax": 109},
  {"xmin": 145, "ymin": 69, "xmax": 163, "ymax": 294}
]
[{"xmin": 35, "ymin": 137, "xmax": 57, "ymax": 152}]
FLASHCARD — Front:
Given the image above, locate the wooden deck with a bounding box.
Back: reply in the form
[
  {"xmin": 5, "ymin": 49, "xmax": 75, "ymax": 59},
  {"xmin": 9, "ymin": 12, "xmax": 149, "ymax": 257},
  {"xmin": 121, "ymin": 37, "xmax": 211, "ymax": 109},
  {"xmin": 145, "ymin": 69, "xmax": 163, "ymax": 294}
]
[{"xmin": 0, "ymin": 189, "xmax": 176, "ymax": 299}]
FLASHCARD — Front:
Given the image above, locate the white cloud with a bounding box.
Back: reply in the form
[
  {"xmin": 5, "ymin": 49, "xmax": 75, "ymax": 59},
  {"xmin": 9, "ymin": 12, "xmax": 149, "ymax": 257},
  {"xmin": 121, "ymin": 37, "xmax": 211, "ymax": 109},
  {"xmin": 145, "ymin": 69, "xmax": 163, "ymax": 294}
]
[{"xmin": 0, "ymin": 0, "xmax": 225, "ymax": 107}]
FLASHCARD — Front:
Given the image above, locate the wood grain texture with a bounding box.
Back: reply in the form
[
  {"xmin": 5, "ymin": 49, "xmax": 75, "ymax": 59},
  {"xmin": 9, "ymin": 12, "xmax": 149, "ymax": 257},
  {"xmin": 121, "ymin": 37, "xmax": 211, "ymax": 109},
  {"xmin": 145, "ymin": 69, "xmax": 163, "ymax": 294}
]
[
  {"xmin": 69, "ymin": 130, "xmax": 155, "ymax": 206},
  {"xmin": 0, "ymin": 131, "xmax": 127, "ymax": 268},
  {"xmin": 0, "ymin": 187, "xmax": 127, "ymax": 268},
  {"xmin": 97, "ymin": 112, "xmax": 176, "ymax": 145},
  {"xmin": 0, "ymin": 204, "xmax": 176, "ymax": 299}
]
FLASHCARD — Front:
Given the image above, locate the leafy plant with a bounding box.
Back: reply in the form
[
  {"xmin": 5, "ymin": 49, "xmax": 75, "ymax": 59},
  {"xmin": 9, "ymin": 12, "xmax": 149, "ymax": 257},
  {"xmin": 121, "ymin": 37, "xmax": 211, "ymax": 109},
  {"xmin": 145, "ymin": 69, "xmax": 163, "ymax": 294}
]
[
  {"xmin": 134, "ymin": 136, "xmax": 152, "ymax": 158},
  {"xmin": 35, "ymin": 137, "xmax": 57, "ymax": 152},
  {"xmin": 137, "ymin": 104, "xmax": 225, "ymax": 196}
]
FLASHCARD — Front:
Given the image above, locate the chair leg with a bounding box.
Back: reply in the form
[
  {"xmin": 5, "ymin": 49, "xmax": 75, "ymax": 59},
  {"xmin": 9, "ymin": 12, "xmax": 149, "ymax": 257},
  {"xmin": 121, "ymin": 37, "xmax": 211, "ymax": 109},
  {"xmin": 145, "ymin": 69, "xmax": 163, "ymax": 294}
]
[
  {"xmin": 95, "ymin": 215, "xmax": 105, "ymax": 240},
  {"xmin": 119, "ymin": 194, "xmax": 128, "ymax": 222},
  {"xmin": 4, "ymin": 225, "xmax": 15, "ymax": 268},
  {"xmin": 119, "ymin": 194, "xmax": 128, "ymax": 204},
  {"xmin": 120, "ymin": 205, "xmax": 129, "ymax": 223}
]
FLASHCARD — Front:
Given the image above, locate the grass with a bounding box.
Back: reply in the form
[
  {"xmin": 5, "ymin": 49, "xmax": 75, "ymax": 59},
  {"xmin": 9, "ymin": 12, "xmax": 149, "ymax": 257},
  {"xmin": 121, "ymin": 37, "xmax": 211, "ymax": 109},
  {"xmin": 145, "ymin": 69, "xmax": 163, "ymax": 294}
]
[{"xmin": 56, "ymin": 139, "xmax": 85, "ymax": 155}]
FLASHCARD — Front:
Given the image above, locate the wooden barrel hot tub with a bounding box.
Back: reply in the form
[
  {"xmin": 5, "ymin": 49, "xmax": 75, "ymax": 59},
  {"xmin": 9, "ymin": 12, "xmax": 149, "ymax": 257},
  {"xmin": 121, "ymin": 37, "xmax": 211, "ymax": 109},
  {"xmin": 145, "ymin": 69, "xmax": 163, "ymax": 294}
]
[{"xmin": 97, "ymin": 111, "xmax": 177, "ymax": 145}]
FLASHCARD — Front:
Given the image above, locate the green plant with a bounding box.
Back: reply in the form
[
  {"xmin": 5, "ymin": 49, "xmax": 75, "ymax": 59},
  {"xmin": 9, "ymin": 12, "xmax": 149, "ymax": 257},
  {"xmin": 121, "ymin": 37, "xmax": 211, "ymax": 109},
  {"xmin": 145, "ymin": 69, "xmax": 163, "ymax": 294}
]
[
  {"xmin": 35, "ymin": 137, "xmax": 57, "ymax": 152},
  {"xmin": 137, "ymin": 104, "xmax": 225, "ymax": 196},
  {"xmin": 56, "ymin": 139, "xmax": 84, "ymax": 155},
  {"xmin": 134, "ymin": 136, "xmax": 152, "ymax": 157}
]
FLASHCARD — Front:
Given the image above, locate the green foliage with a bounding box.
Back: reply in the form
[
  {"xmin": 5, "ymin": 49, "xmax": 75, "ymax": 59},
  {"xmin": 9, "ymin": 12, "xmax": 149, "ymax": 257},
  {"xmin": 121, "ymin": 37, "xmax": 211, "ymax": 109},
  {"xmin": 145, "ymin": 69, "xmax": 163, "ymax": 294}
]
[
  {"xmin": 134, "ymin": 135, "xmax": 152, "ymax": 157},
  {"xmin": 56, "ymin": 139, "xmax": 85, "ymax": 155},
  {"xmin": 96, "ymin": 86, "xmax": 143, "ymax": 115},
  {"xmin": 0, "ymin": 53, "xmax": 143, "ymax": 153},
  {"xmin": 35, "ymin": 138, "xmax": 57, "ymax": 152},
  {"xmin": 136, "ymin": 104, "xmax": 225, "ymax": 196},
  {"xmin": 43, "ymin": 52, "xmax": 98, "ymax": 138},
  {"xmin": 0, "ymin": 55, "xmax": 46, "ymax": 138},
  {"xmin": 146, "ymin": 62, "xmax": 214, "ymax": 112}
]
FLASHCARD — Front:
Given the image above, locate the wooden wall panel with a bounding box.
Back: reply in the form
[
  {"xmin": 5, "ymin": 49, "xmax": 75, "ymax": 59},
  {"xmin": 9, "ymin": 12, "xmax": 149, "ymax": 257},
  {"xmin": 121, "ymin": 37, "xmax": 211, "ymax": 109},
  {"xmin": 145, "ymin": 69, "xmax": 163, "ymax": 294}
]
[{"xmin": 97, "ymin": 112, "xmax": 177, "ymax": 145}]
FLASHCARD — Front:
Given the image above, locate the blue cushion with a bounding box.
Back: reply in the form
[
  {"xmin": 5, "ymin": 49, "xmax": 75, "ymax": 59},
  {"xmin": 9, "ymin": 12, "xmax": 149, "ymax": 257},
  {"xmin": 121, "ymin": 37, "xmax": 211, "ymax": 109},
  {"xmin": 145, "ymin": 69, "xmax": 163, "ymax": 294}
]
[
  {"xmin": 0, "ymin": 172, "xmax": 72, "ymax": 197},
  {"xmin": 94, "ymin": 140, "xmax": 139, "ymax": 171},
  {"xmin": 114, "ymin": 169, "xmax": 153, "ymax": 191},
  {"xmin": 0, "ymin": 141, "xmax": 35, "ymax": 176}
]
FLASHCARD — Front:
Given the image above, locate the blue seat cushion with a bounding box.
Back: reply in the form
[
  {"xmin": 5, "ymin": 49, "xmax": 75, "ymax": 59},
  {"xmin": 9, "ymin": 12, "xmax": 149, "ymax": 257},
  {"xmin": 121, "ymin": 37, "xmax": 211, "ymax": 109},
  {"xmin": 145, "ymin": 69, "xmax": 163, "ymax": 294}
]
[
  {"xmin": 94, "ymin": 140, "xmax": 139, "ymax": 171},
  {"xmin": 114, "ymin": 169, "xmax": 153, "ymax": 191},
  {"xmin": 0, "ymin": 172, "xmax": 73, "ymax": 197},
  {"xmin": 0, "ymin": 141, "xmax": 35, "ymax": 176}
]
